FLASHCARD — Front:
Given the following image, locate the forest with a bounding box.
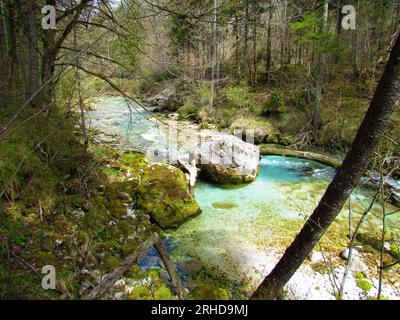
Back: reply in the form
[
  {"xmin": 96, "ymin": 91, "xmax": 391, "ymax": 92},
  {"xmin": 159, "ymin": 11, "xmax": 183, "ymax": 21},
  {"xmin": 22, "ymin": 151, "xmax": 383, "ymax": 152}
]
[{"xmin": 0, "ymin": 0, "xmax": 399, "ymax": 301}]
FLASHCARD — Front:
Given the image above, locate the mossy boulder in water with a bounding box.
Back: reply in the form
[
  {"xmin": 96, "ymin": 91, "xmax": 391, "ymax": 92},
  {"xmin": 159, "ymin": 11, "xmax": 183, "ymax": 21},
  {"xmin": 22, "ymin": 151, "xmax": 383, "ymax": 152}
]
[
  {"xmin": 189, "ymin": 284, "xmax": 229, "ymax": 300},
  {"xmin": 136, "ymin": 163, "xmax": 201, "ymax": 229}
]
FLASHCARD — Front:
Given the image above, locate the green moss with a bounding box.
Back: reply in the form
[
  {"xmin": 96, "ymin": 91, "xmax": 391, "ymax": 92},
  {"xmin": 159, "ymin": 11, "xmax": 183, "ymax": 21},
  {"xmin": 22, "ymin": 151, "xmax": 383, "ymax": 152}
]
[
  {"xmin": 354, "ymin": 272, "xmax": 365, "ymax": 280},
  {"xmin": 355, "ymin": 233, "xmax": 383, "ymax": 252},
  {"xmin": 102, "ymin": 255, "xmax": 121, "ymax": 270},
  {"xmin": 177, "ymin": 102, "xmax": 198, "ymax": 120},
  {"xmin": 154, "ymin": 286, "xmax": 173, "ymax": 300},
  {"xmin": 136, "ymin": 164, "xmax": 201, "ymax": 229},
  {"xmin": 311, "ymin": 262, "xmax": 329, "ymax": 274},
  {"xmin": 129, "ymin": 285, "xmax": 153, "ymax": 300},
  {"xmin": 356, "ymin": 279, "xmax": 372, "ymax": 293},
  {"xmin": 189, "ymin": 284, "xmax": 229, "ymax": 300},
  {"xmin": 122, "ymin": 239, "xmax": 139, "ymax": 257}
]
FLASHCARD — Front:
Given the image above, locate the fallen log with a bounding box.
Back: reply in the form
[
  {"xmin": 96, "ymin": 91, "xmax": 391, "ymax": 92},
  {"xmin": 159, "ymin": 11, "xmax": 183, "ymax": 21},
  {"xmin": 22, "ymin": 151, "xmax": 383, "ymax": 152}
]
[
  {"xmin": 260, "ymin": 145, "xmax": 342, "ymax": 168},
  {"xmin": 83, "ymin": 233, "xmax": 186, "ymax": 300},
  {"xmin": 154, "ymin": 239, "xmax": 187, "ymax": 300}
]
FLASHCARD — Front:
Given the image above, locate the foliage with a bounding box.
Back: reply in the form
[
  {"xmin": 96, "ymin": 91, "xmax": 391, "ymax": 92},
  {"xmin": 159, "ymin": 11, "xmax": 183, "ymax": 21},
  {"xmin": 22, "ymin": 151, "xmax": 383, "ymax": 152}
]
[
  {"xmin": 177, "ymin": 101, "xmax": 198, "ymax": 119},
  {"xmin": 290, "ymin": 12, "xmax": 343, "ymax": 56},
  {"xmin": 262, "ymin": 89, "xmax": 288, "ymax": 115},
  {"xmin": 223, "ymin": 82, "xmax": 254, "ymax": 110}
]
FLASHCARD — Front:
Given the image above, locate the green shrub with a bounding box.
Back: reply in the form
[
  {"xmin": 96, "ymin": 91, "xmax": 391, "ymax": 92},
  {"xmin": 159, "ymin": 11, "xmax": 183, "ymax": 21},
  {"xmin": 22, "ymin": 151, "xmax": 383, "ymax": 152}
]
[
  {"xmin": 177, "ymin": 101, "xmax": 198, "ymax": 119},
  {"xmin": 262, "ymin": 89, "xmax": 288, "ymax": 115},
  {"xmin": 223, "ymin": 82, "xmax": 253, "ymax": 110},
  {"xmin": 356, "ymin": 279, "xmax": 372, "ymax": 293}
]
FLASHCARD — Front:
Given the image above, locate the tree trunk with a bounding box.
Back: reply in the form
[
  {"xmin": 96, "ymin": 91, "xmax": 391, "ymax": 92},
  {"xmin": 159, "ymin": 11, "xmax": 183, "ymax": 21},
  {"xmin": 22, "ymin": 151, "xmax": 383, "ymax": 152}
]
[
  {"xmin": 210, "ymin": 0, "xmax": 218, "ymax": 107},
  {"xmin": 313, "ymin": 0, "xmax": 329, "ymax": 130},
  {"xmin": 0, "ymin": 1, "xmax": 7, "ymax": 68},
  {"xmin": 154, "ymin": 239, "xmax": 187, "ymax": 300},
  {"xmin": 279, "ymin": 0, "xmax": 288, "ymax": 68},
  {"xmin": 252, "ymin": 5, "xmax": 257, "ymax": 87},
  {"xmin": 334, "ymin": 0, "xmax": 342, "ymax": 64},
  {"xmin": 73, "ymin": 28, "xmax": 89, "ymax": 148},
  {"xmin": 243, "ymin": 0, "xmax": 250, "ymax": 83},
  {"xmin": 40, "ymin": 0, "xmax": 57, "ymax": 108},
  {"xmin": 4, "ymin": 0, "xmax": 17, "ymax": 91},
  {"xmin": 84, "ymin": 233, "xmax": 160, "ymax": 300},
  {"xmin": 252, "ymin": 33, "xmax": 400, "ymax": 300},
  {"xmin": 25, "ymin": 1, "xmax": 40, "ymax": 104},
  {"xmin": 260, "ymin": 145, "xmax": 342, "ymax": 169},
  {"xmin": 266, "ymin": 7, "xmax": 273, "ymax": 80},
  {"xmin": 234, "ymin": 15, "xmax": 240, "ymax": 78}
]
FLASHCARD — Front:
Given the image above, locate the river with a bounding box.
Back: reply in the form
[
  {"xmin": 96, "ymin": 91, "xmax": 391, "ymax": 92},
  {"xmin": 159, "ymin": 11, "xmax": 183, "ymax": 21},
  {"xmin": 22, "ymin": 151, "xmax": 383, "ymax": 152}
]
[{"xmin": 89, "ymin": 97, "xmax": 400, "ymax": 300}]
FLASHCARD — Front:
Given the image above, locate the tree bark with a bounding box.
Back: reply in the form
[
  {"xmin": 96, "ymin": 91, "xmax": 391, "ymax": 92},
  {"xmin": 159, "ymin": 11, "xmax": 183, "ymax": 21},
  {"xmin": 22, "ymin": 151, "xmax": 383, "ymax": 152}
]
[
  {"xmin": 73, "ymin": 28, "xmax": 89, "ymax": 148},
  {"xmin": 252, "ymin": 33, "xmax": 400, "ymax": 300},
  {"xmin": 243, "ymin": 0, "xmax": 250, "ymax": 83},
  {"xmin": 234, "ymin": 14, "xmax": 240, "ymax": 77},
  {"xmin": 154, "ymin": 239, "xmax": 187, "ymax": 300},
  {"xmin": 4, "ymin": 0, "xmax": 17, "ymax": 91},
  {"xmin": 252, "ymin": 4, "xmax": 258, "ymax": 87},
  {"xmin": 210, "ymin": 0, "xmax": 218, "ymax": 107},
  {"xmin": 334, "ymin": 0, "xmax": 342, "ymax": 64},
  {"xmin": 266, "ymin": 6, "xmax": 273, "ymax": 80},
  {"xmin": 25, "ymin": 1, "xmax": 40, "ymax": 104},
  {"xmin": 313, "ymin": 0, "xmax": 329, "ymax": 130}
]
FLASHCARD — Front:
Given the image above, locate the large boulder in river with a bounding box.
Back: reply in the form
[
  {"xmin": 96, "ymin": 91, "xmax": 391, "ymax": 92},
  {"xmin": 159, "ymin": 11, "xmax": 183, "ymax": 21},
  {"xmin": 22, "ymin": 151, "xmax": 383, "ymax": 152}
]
[
  {"xmin": 196, "ymin": 133, "xmax": 260, "ymax": 185},
  {"xmin": 146, "ymin": 88, "xmax": 184, "ymax": 111},
  {"xmin": 135, "ymin": 163, "xmax": 201, "ymax": 229}
]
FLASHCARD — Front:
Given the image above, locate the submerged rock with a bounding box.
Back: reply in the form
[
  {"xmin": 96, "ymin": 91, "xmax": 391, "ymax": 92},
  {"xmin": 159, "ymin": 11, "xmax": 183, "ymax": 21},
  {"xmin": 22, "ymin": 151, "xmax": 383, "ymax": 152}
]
[
  {"xmin": 136, "ymin": 163, "xmax": 201, "ymax": 229},
  {"xmin": 212, "ymin": 201, "xmax": 238, "ymax": 209},
  {"xmin": 196, "ymin": 133, "xmax": 260, "ymax": 185},
  {"xmin": 178, "ymin": 257, "xmax": 203, "ymax": 276}
]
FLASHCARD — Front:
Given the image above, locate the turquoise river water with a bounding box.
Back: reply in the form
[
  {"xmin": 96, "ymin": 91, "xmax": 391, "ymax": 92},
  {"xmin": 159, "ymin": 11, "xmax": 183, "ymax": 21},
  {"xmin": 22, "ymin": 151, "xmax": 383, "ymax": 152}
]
[{"xmin": 90, "ymin": 97, "xmax": 400, "ymax": 298}]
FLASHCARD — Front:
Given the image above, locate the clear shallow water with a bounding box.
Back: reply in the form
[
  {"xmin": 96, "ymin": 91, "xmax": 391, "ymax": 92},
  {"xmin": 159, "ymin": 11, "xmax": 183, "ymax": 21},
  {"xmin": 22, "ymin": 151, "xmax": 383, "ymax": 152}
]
[
  {"xmin": 89, "ymin": 97, "xmax": 161, "ymax": 151},
  {"xmin": 91, "ymin": 97, "xmax": 400, "ymax": 298},
  {"xmin": 194, "ymin": 156, "xmax": 335, "ymax": 220},
  {"xmin": 164, "ymin": 156, "xmax": 399, "ymax": 297}
]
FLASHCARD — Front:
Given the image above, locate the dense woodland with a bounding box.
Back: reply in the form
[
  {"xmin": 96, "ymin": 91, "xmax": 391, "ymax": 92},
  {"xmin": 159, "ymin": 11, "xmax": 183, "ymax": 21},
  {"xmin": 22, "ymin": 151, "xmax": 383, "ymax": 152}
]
[{"xmin": 0, "ymin": 0, "xmax": 399, "ymax": 300}]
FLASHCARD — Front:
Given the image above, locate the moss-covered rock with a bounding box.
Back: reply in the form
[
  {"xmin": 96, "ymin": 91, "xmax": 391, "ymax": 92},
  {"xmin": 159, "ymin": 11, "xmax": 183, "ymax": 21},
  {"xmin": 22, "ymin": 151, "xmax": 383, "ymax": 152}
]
[
  {"xmin": 136, "ymin": 164, "xmax": 201, "ymax": 229},
  {"xmin": 189, "ymin": 284, "xmax": 229, "ymax": 300}
]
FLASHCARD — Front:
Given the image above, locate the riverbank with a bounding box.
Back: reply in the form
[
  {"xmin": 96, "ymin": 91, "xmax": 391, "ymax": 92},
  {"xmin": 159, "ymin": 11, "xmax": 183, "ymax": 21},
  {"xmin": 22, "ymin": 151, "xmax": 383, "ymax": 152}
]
[{"xmin": 87, "ymin": 97, "xmax": 400, "ymax": 300}]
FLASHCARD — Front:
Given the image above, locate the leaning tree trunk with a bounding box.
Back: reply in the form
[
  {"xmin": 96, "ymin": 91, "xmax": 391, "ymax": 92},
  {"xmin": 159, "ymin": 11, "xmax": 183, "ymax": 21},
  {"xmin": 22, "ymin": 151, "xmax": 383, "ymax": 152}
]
[{"xmin": 252, "ymin": 33, "xmax": 400, "ymax": 300}]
